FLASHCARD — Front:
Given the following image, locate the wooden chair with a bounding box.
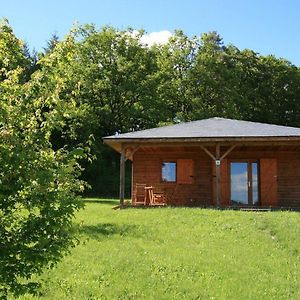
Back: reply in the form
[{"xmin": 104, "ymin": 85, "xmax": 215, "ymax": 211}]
[
  {"xmin": 145, "ymin": 186, "xmax": 167, "ymax": 206},
  {"xmin": 133, "ymin": 183, "xmax": 147, "ymax": 206}
]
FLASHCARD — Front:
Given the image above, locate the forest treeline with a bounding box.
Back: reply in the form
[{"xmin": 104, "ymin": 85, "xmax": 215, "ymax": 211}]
[{"xmin": 1, "ymin": 19, "xmax": 300, "ymax": 197}]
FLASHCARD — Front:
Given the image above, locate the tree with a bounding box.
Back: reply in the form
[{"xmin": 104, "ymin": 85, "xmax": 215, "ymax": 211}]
[
  {"xmin": 0, "ymin": 36, "xmax": 90, "ymax": 298},
  {"xmin": 153, "ymin": 30, "xmax": 200, "ymax": 123},
  {"xmin": 245, "ymin": 55, "xmax": 300, "ymax": 126},
  {"xmin": 23, "ymin": 42, "xmax": 39, "ymax": 78},
  {"xmin": 186, "ymin": 31, "xmax": 242, "ymax": 120},
  {"xmin": 0, "ymin": 19, "xmax": 31, "ymax": 83},
  {"xmin": 73, "ymin": 25, "xmax": 161, "ymax": 135},
  {"xmin": 43, "ymin": 32, "xmax": 60, "ymax": 54},
  {"xmin": 38, "ymin": 25, "xmax": 162, "ymax": 196}
]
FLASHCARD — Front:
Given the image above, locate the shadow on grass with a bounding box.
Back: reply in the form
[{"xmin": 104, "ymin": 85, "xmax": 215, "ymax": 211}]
[
  {"xmin": 77, "ymin": 223, "xmax": 143, "ymax": 240},
  {"xmin": 82, "ymin": 199, "xmax": 119, "ymax": 205}
]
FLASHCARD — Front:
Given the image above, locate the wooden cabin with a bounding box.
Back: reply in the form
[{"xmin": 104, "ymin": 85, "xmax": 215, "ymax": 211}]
[{"xmin": 103, "ymin": 118, "xmax": 300, "ymax": 208}]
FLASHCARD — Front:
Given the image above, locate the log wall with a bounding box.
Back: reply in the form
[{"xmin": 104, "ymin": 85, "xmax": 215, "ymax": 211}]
[
  {"xmin": 133, "ymin": 149, "xmax": 212, "ymax": 206},
  {"xmin": 132, "ymin": 147, "xmax": 300, "ymax": 207}
]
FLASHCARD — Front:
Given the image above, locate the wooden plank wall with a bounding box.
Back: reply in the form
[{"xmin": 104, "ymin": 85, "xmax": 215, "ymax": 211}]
[
  {"xmin": 132, "ymin": 147, "xmax": 300, "ymax": 207},
  {"xmin": 260, "ymin": 159, "xmax": 278, "ymax": 206},
  {"xmin": 227, "ymin": 150, "xmax": 300, "ymax": 207},
  {"xmin": 278, "ymin": 156, "xmax": 300, "ymax": 207},
  {"xmin": 133, "ymin": 149, "xmax": 212, "ymax": 206}
]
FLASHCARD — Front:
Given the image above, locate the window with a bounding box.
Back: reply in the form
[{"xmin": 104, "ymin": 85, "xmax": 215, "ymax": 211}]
[
  {"xmin": 161, "ymin": 159, "xmax": 194, "ymax": 184},
  {"xmin": 161, "ymin": 162, "xmax": 176, "ymax": 182}
]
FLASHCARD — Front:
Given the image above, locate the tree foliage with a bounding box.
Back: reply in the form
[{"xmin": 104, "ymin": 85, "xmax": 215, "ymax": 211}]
[
  {"xmin": 43, "ymin": 32, "xmax": 60, "ymax": 54},
  {"xmin": 0, "ymin": 19, "xmax": 31, "ymax": 83},
  {"xmin": 29, "ymin": 24, "xmax": 300, "ymax": 196},
  {"xmin": 183, "ymin": 33, "xmax": 300, "ymax": 125},
  {"xmin": 0, "ymin": 23, "xmax": 90, "ymax": 299}
]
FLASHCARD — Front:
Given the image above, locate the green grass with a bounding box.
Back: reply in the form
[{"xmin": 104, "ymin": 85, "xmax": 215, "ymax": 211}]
[{"xmin": 17, "ymin": 199, "xmax": 300, "ymax": 300}]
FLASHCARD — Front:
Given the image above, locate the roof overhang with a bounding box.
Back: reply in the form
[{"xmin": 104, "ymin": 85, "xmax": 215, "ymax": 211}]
[{"xmin": 103, "ymin": 136, "xmax": 300, "ymax": 153}]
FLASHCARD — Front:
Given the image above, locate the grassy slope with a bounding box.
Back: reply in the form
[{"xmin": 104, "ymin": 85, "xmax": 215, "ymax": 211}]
[{"xmin": 19, "ymin": 199, "xmax": 300, "ymax": 300}]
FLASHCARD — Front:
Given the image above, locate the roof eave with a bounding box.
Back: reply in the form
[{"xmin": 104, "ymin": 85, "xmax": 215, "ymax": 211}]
[{"xmin": 103, "ymin": 136, "xmax": 300, "ymax": 153}]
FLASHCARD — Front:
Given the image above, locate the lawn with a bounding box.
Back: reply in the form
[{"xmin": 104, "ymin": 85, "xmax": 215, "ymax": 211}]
[{"xmin": 18, "ymin": 199, "xmax": 300, "ymax": 300}]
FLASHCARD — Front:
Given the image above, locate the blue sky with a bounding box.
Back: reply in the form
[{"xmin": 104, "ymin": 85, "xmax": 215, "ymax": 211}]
[{"xmin": 2, "ymin": 0, "xmax": 300, "ymax": 65}]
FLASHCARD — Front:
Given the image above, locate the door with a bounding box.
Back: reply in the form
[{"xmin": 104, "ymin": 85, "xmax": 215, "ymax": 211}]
[{"xmin": 230, "ymin": 161, "xmax": 259, "ymax": 205}]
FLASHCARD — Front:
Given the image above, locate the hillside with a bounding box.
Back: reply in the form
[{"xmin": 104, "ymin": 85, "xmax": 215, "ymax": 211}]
[{"xmin": 18, "ymin": 200, "xmax": 300, "ymax": 299}]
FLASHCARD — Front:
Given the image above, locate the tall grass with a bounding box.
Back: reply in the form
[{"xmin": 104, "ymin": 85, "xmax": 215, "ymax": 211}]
[{"xmin": 18, "ymin": 199, "xmax": 300, "ymax": 299}]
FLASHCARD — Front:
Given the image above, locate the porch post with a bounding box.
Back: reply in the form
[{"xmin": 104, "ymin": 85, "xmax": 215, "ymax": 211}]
[
  {"xmin": 119, "ymin": 145, "xmax": 125, "ymax": 206},
  {"xmin": 216, "ymin": 144, "xmax": 221, "ymax": 207},
  {"xmin": 201, "ymin": 144, "xmax": 236, "ymax": 208}
]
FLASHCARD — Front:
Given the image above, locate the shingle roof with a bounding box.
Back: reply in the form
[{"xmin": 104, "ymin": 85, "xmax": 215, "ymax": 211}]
[{"xmin": 104, "ymin": 117, "xmax": 300, "ymax": 140}]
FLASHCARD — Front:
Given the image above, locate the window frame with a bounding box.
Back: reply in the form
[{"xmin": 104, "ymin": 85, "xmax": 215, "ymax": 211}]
[{"xmin": 161, "ymin": 161, "xmax": 177, "ymax": 183}]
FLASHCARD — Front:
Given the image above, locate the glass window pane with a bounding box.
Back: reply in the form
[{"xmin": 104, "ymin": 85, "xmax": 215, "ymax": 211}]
[
  {"xmin": 162, "ymin": 162, "xmax": 176, "ymax": 182},
  {"xmin": 231, "ymin": 162, "xmax": 248, "ymax": 205},
  {"xmin": 252, "ymin": 162, "xmax": 259, "ymax": 205}
]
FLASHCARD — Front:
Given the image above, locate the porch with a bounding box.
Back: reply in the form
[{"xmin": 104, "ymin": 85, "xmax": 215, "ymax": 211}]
[
  {"xmin": 126, "ymin": 143, "xmax": 300, "ymax": 208},
  {"xmin": 103, "ymin": 118, "xmax": 300, "ymax": 208}
]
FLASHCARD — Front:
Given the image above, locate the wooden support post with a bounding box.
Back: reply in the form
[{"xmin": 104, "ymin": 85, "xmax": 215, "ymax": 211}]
[
  {"xmin": 119, "ymin": 146, "xmax": 125, "ymax": 206},
  {"xmin": 216, "ymin": 144, "xmax": 221, "ymax": 208},
  {"xmin": 201, "ymin": 144, "xmax": 236, "ymax": 208},
  {"xmin": 125, "ymin": 146, "xmax": 140, "ymax": 161},
  {"xmin": 131, "ymin": 160, "xmax": 134, "ymax": 204},
  {"xmin": 200, "ymin": 145, "xmax": 216, "ymax": 160}
]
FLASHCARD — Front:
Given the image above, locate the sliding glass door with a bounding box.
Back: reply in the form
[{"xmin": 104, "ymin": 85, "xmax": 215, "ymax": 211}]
[{"xmin": 230, "ymin": 161, "xmax": 259, "ymax": 205}]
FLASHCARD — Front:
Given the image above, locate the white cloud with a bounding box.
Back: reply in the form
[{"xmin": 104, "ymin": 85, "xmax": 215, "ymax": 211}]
[
  {"xmin": 231, "ymin": 172, "xmax": 248, "ymax": 193},
  {"xmin": 140, "ymin": 30, "xmax": 172, "ymax": 46},
  {"xmin": 231, "ymin": 171, "xmax": 258, "ymax": 203}
]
